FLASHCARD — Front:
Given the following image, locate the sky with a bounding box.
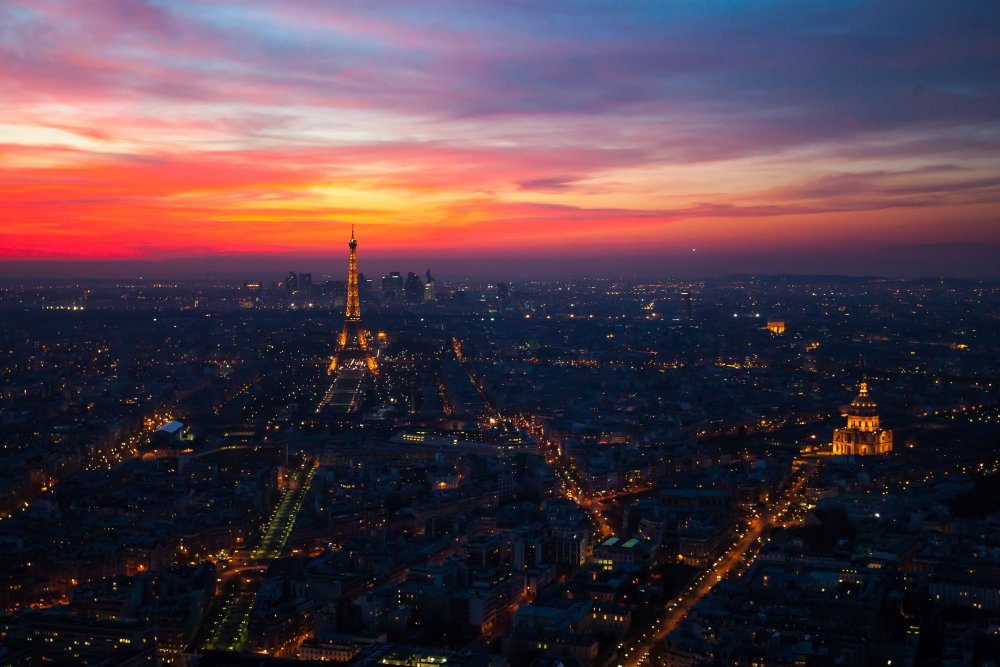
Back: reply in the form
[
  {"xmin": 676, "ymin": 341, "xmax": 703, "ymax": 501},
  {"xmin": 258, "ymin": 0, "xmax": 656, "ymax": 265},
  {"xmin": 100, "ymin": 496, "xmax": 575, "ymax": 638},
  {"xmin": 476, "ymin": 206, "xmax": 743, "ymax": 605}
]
[{"xmin": 1, "ymin": 0, "xmax": 999, "ymax": 279}]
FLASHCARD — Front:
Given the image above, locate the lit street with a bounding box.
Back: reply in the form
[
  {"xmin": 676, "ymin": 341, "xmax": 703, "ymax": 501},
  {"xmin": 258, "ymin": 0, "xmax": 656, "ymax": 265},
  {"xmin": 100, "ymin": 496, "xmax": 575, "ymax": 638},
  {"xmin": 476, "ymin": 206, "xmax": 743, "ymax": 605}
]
[
  {"xmin": 622, "ymin": 470, "xmax": 811, "ymax": 666},
  {"xmin": 200, "ymin": 462, "xmax": 317, "ymax": 652}
]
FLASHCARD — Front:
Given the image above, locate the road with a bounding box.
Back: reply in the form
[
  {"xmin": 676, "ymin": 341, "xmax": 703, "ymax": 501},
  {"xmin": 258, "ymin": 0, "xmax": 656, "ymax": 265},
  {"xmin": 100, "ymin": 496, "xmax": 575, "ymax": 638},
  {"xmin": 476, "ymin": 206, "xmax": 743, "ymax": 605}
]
[
  {"xmin": 200, "ymin": 461, "xmax": 317, "ymax": 652},
  {"xmin": 252, "ymin": 463, "xmax": 317, "ymax": 560},
  {"xmin": 525, "ymin": 418, "xmax": 613, "ymax": 538},
  {"xmin": 316, "ymin": 361, "xmax": 366, "ymax": 414},
  {"xmin": 621, "ymin": 470, "xmax": 811, "ymax": 666},
  {"xmin": 446, "ymin": 360, "xmax": 615, "ymax": 538}
]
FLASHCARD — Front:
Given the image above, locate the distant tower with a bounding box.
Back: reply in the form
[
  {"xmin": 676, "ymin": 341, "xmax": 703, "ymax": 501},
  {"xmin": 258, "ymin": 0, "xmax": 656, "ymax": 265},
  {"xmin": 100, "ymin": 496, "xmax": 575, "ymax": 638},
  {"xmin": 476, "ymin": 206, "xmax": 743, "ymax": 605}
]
[
  {"xmin": 382, "ymin": 272, "xmax": 403, "ymax": 299},
  {"xmin": 680, "ymin": 291, "xmax": 692, "ymax": 320},
  {"xmin": 423, "ymin": 269, "xmax": 436, "ymax": 302},
  {"xmin": 497, "ymin": 282, "xmax": 511, "ymax": 311},
  {"xmin": 404, "ymin": 272, "xmax": 423, "ymax": 303},
  {"xmin": 329, "ymin": 227, "xmax": 378, "ymax": 374},
  {"xmin": 358, "ymin": 272, "xmax": 372, "ymax": 297},
  {"xmin": 831, "ymin": 382, "xmax": 892, "ymax": 455}
]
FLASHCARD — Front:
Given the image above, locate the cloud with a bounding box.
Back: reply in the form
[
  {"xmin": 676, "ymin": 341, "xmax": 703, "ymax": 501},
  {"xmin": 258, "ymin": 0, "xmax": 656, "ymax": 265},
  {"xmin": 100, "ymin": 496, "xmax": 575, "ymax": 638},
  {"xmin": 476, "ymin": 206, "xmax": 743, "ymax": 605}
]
[{"xmin": 0, "ymin": 0, "xmax": 999, "ymax": 274}]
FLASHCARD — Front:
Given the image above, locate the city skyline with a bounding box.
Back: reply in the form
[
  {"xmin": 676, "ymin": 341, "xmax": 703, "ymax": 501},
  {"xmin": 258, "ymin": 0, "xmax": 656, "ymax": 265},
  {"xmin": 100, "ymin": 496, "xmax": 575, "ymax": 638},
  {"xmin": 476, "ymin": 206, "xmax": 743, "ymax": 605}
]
[
  {"xmin": 2, "ymin": 1, "xmax": 1000, "ymax": 278},
  {"xmin": 5, "ymin": 5, "xmax": 1000, "ymax": 662},
  {"xmin": 3, "ymin": 271, "xmax": 999, "ymax": 665}
]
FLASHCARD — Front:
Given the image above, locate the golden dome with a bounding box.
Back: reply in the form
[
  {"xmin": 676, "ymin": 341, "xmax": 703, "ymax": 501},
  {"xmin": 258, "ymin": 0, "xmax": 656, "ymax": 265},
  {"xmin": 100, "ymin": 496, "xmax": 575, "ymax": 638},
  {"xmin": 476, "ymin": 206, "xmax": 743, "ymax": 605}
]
[{"xmin": 850, "ymin": 381, "xmax": 878, "ymax": 412}]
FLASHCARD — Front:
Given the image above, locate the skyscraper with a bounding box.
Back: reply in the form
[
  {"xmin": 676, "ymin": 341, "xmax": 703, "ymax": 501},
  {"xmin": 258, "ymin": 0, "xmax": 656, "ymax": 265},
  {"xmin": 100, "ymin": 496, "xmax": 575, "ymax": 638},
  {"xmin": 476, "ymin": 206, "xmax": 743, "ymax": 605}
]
[
  {"xmin": 329, "ymin": 227, "xmax": 378, "ymax": 374},
  {"xmin": 423, "ymin": 269, "xmax": 436, "ymax": 302},
  {"xmin": 382, "ymin": 272, "xmax": 403, "ymax": 299},
  {"xmin": 405, "ymin": 272, "xmax": 423, "ymax": 303},
  {"xmin": 497, "ymin": 282, "xmax": 511, "ymax": 311},
  {"xmin": 358, "ymin": 272, "xmax": 372, "ymax": 297}
]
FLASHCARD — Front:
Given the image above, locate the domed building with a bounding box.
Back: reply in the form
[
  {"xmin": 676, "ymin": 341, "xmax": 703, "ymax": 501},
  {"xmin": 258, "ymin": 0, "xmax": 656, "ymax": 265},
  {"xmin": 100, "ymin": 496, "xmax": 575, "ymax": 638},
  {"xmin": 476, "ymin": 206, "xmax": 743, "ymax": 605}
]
[{"xmin": 831, "ymin": 382, "xmax": 893, "ymax": 456}]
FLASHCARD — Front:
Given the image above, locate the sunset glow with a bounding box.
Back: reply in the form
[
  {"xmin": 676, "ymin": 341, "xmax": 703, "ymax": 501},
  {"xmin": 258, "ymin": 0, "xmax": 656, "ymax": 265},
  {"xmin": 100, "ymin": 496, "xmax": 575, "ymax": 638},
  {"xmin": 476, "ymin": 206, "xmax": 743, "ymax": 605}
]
[{"xmin": 2, "ymin": 1, "xmax": 999, "ymax": 276}]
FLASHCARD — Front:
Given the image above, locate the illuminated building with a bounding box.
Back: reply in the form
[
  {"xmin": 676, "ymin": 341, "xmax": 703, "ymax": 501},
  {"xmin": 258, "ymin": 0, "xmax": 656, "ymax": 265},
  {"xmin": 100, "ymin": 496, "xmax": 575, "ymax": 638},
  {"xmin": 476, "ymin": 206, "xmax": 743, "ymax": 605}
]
[
  {"xmin": 593, "ymin": 536, "xmax": 648, "ymax": 571},
  {"xmin": 0, "ymin": 611, "xmax": 157, "ymax": 664},
  {"xmin": 591, "ymin": 602, "xmax": 632, "ymax": 638},
  {"xmin": 380, "ymin": 648, "xmax": 489, "ymax": 666},
  {"xmin": 329, "ymin": 227, "xmax": 378, "ymax": 374},
  {"xmin": 299, "ymin": 635, "xmax": 368, "ymax": 662},
  {"xmin": 392, "ymin": 427, "xmax": 530, "ymax": 452},
  {"xmin": 831, "ymin": 382, "xmax": 893, "ymax": 456},
  {"xmin": 423, "ymin": 269, "xmax": 436, "ymax": 302},
  {"xmin": 767, "ymin": 320, "xmax": 785, "ymax": 334}
]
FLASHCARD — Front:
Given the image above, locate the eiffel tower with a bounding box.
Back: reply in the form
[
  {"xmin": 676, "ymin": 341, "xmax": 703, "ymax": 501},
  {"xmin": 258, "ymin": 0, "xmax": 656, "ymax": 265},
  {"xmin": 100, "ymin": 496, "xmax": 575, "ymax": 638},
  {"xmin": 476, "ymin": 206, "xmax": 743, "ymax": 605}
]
[{"xmin": 329, "ymin": 226, "xmax": 378, "ymax": 374}]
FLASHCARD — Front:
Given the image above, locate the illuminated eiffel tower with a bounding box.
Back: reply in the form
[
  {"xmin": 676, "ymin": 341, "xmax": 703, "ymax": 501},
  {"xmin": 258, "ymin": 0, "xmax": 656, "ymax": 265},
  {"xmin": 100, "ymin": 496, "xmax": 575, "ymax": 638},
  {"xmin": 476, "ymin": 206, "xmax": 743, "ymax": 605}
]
[{"xmin": 329, "ymin": 226, "xmax": 378, "ymax": 374}]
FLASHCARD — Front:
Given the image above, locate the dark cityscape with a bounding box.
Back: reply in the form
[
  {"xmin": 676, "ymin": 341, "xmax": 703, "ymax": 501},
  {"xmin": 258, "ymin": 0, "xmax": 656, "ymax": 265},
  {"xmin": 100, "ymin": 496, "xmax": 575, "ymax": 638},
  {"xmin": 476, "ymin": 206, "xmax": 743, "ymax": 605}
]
[
  {"xmin": 2, "ymin": 1, "xmax": 1000, "ymax": 666},
  {"xmin": 2, "ymin": 235, "xmax": 1000, "ymax": 665}
]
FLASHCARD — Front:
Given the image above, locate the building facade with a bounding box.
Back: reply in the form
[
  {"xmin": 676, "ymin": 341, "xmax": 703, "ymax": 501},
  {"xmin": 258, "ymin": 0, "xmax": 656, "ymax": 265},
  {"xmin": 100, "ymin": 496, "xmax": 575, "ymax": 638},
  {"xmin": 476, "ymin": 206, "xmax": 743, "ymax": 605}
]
[{"xmin": 831, "ymin": 382, "xmax": 893, "ymax": 456}]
